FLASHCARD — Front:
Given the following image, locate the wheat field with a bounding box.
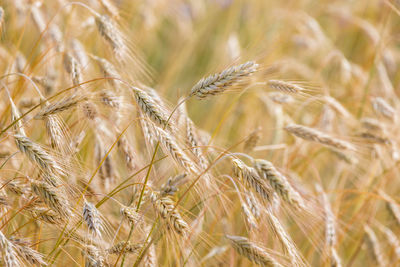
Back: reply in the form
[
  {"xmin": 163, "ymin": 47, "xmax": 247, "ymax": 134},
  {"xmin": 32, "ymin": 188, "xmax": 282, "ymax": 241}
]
[{"xmin": 0, "ymin": 0, "xmax": 399, "ymax": 266}]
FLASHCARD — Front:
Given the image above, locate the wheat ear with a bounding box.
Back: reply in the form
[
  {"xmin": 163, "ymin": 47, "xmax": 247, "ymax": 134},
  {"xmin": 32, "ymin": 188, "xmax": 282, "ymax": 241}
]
[
  {"xmin": 190, "ymin": 61, "xmax": 258, "ymax": 99},
  {"xmin": 285, "ymin": 124, "xmax": 356, "ymax": 151},
  {"xmin": 226, "ymin": 235, "xmax": 282, "ymax": 267},
  {"xmin": 254, "ymin": 159, "xmax": 304, "ymax": 210}
]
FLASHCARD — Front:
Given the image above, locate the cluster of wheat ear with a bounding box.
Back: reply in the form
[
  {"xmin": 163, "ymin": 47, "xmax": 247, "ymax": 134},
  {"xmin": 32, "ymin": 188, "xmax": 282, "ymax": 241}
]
[{"xmin": 0, "ymin": 0, "xmax": 400, "ymax": 266}]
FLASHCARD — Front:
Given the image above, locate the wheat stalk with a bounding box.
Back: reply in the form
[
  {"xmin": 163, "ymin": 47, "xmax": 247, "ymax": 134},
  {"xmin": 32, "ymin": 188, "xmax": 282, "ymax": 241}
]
[
  {"xmin": 285, "ymin": 124, "xmax": 356, "ymax": 151},
  {"xmin": 245, "ymin": 192, "xmax": 261, "ymax": 219},
  {"xmin": 89, "ymin": 54, "xmax": 121, "ymax": 86},
  {"xmin": 144, "ymin": 240, "xmax": 157, "ymax": 267},
  {"xmin": 0, "ymin": 231, "xmax": 20, "ymax": 267},
  {"xmin": 380, "ymin": 190, "xmax": 400, "ymax": 226},
  {"xmin": 190, "ymin": 61, "xmax": 258, "ymax": 99},
  {"xmin": 132, "ymin": 87, "xmax": 171, "ymax": 129},
  {"xmin": 254, "ymin": 159, "xmax": 304, "ymax": 210},
  {"xmin": 83, "ymin": 245, "xmax": 106, "ymax": 267},
  {"xmin": 117, "ymin": 136, "xmax": 137, "ymax": 171},
  {"xmin": 14, "ymin": 134, "xmax": 65, "ymax": 179},
  {"xmin": 241, "ymin": 202, "xmax": 258, "ymax": 229},
  {"xmin": 100, "ymin": 90, "xmax": 121, "ymax": 109},
  {"xmin": 63, "ymin": 52, "xmax": 81, "ymax": 86},
  {"xmin": 226, "ymin": 235, "xmax": 282, "ymax": 267},
  {"xmin": 150, "ymin": 192, "xmax": 189, "ymax": 235},
  {"xmin": 34, "ymin": 95, "xmax": 87, "ymax": 119},
  {"xmin": 30, "ymin": 4, "xmax": 45, "ymax": 32},
  {"xmin": 372, "ymin": 97, "xmax": 396, "ymax": 121},
  {"xmin": 244, "ymin": 127, "xmax": 262, "ymax": 152},
  {"xmin": 30, "ymin": 207, "xmax": 64, "ymax": 224},
  {"xmin": 120, "ymin": 205, "xmax": 141, "ymax": 226},
  {"xmin": 330, "ymin": 247, "xmax": 342, "ymax": 267},
  {"xmin": 0, "ymin": 7, "xmax": 4, "ymax": 31},
  {"xmin": 95, "ymin": 14, "xmax": 127, "ymax": 58},
  {"xmin": 70, "ymin": 39, "xmax": 89, "ymax": 67},
  {"xmin": 30, "ymin": 180, "xmax": 70, "ymax": 219},
  {"xmin": 11, "ymin": 239, "xmax": 47, "ymax": 266},
  {"xmin": 380, "ymin": 225, "xmax": 400, "ymax": 261},
  {"xmin": 360, "ymin": 118, "xmax": 384, "ymax": 132},
  {"xmin": 266, "ymin": 211, "xmax": 303, "ymax": 267},
  {"xmin": 83, "ymin": 201, "xmax": 103, "ymax": 238},
  {"xmin": 159, "ymin": 173, "xmax": 188, "ymax": 197},
  {"xmin": 107, "ymin": 241, "xmax": 142, "ymax": 254},
  {"xmin": 154, "ymin": 126, "xmax": 197, "ymax": 173},
  {"xmin": 316, "ymin": 185, "xmax": 337, "ymax": 247},
  {"xmin": 364, "ymin": 225, "xmax": 387, "ymax": 266},
  {"xmin": 45, "ymin": 115, "xmax": 67, "ymax": 151},
  {"xmin": 267, "ymin": 80, "xmax": 306, "ymax": 94},
  {"xmin": 232, "ymin": 158, "xmax": 274, "ymax": 203}
]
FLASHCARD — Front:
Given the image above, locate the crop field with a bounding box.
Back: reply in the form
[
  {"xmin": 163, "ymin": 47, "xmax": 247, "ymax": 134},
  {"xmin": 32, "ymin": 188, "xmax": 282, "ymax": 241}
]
[{"xmin": 0, "ymin": 0, "xmax": 399, "ymax": 266}]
